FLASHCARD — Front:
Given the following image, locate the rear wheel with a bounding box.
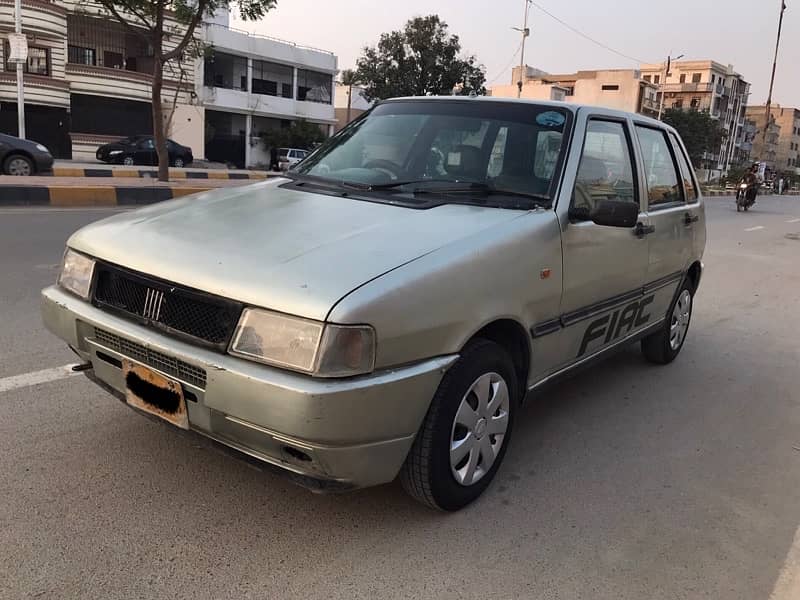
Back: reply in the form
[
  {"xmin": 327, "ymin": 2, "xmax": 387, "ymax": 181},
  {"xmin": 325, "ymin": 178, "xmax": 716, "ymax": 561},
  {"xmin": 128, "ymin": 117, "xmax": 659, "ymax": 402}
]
[
  {"xmin": 122, "ymin": 156, "xmax": 135, "ymax": 166},
  {"xmin": 173, "ymin": 157, "xmax": 185, "ymax": 168},
  {"xmin": 3, "ymin": 154, "xmax": 33, "ymax": 176},
  {"xmin": 642, "ymin": 279, "xmax": 694, "ymax": 364},
  {"xmin": 400, "ymin": 340, "xmax": 518, "ymax": 511}
]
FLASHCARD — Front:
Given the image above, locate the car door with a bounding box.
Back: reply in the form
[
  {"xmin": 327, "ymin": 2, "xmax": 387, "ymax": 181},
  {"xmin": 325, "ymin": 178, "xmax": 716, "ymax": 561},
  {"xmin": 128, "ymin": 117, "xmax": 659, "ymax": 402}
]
[
  {"xmin": 633, "ymin": 124, "xmax": 694, "ymax": 294},
  {"xmin": 554, "ymin": 116, "xmax": 651, "ymax": 367},
  {"xmin": 134, "ymin": 138, "xmax": 156, "ymax": 165}
]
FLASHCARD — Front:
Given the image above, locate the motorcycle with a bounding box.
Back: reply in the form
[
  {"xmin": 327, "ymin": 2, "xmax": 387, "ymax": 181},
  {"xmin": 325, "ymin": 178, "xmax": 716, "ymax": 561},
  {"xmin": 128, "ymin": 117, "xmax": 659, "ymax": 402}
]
[{"xmin": 736, "ymin": 182, "xmax": 757, "ymax": 212}]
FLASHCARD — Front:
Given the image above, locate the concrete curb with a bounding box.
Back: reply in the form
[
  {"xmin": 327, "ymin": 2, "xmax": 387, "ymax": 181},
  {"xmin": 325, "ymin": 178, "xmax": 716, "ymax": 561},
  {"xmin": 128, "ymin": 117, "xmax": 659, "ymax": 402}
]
[
  {"xmin": 49, "ymin": 167, "xmax": 268, "ymax": 180},
  {"xmin": 0, "ymin": 184, "xmax": 218, "ymax": 206}
]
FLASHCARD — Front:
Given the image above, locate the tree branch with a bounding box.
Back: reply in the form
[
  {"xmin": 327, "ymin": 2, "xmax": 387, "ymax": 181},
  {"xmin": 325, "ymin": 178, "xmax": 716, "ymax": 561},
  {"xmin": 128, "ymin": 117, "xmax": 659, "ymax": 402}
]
[
  {"xmin": 162, "ymin": 0, "xmax": 208, "ymax": 62},
  {"xmin": 96, "ymin": 0, "xmax": 154, "ymax": 33}
]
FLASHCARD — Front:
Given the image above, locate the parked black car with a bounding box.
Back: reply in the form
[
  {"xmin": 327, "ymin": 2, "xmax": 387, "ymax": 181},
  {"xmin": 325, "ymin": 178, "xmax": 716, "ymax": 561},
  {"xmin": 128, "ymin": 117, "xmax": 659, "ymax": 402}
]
[
  {"xmin": 0, "ymin": 133, "xmax": 54, "ymax": 175},
  {"xmin": 96, "ymin": 136, "xmax": 193, "ymax": 168}
]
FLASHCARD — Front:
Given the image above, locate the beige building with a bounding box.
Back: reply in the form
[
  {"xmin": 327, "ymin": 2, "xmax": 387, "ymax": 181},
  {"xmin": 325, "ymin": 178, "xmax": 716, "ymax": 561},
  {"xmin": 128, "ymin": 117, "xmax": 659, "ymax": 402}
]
[
  {"xmin": 747, "ymin": 105, "xmax": 800, "ymax": 175},
  {"xmin": 490, "ymin": 66, "xmax": 659, "ymax": 117},
  {"xmin": 640, "ymin": 60, "xmax": 749, "ymax": 172},
  {"xmin": 744, "ymin": 106, "xmax": 781, "ymax": 171},
  {"xmin": 334, "ymin": 81, "xmax": 371, "ymax": 132}
]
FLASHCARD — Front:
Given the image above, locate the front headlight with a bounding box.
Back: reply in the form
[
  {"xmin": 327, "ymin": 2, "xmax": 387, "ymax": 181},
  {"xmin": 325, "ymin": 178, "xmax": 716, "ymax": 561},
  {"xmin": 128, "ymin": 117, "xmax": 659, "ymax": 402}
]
[
  {"xmin": 35, "ymin": 143, "xmax": 49, "ymax": 153},
  {"xmin": 58, "ymin": 249, "xmax": 95, "ymax": 300},
  {"xmin": 229, "ymin": 308, "xmax": 376, "ymax": 377}
]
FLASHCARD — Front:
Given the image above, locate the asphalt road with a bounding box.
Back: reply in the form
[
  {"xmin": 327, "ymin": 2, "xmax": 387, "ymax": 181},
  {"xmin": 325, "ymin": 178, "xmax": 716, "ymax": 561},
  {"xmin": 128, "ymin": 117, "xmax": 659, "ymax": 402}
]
[{"xmin": 1, "ymin": 197, "xmax": 799, "ymax": 600}]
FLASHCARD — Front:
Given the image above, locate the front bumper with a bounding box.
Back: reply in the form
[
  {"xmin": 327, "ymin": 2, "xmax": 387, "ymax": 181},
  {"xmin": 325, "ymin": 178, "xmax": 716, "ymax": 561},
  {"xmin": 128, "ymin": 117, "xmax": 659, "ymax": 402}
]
[{"xmin": 42, "ymin": 286, "xmax": 456, "ymax": 490}]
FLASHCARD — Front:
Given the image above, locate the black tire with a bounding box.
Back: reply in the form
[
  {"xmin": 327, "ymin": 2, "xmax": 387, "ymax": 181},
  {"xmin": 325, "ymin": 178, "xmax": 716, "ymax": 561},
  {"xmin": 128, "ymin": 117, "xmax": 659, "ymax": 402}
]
[
  {"xmin": 173, "ymin": 157, "xmax": 185, "ymax": 168},
  {"xmin": 3, "ymin": 154, "xmax": 34, "ymax": 176},
  {"xmin": 641, "ymin": 278, "xmax": 695, "ymax": 365},
  {"xmin": 122, "ymin": 156, "xmax": 135, "ymax": 166},
  {"xmin": 400, "ymin": 339, "xmax": 519, "ymax": 511}
]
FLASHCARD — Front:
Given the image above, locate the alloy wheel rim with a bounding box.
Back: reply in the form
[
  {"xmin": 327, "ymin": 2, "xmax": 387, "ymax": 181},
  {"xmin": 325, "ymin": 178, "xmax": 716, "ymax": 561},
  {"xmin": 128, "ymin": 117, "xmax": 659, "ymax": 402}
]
[
  {"xmin": 8, "ymin": 158, "xmax": 30, "ymax": 176},
  {"xmin": 450, "ymin": 372, "xmax": 510, "ymax": 487},
  {"xmin": 670, "ymin": 290, "xmax": 692, "ymax": 350}
]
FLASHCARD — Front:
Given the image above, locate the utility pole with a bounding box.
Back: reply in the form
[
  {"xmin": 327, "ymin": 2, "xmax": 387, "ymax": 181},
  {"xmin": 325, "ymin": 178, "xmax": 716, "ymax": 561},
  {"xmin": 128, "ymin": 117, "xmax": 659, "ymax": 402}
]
[
  {"xmin": 657, "ymin": 53, "xmax": 683, "ymax": 121},
  {"xmin": 513, "ymin": 0, "xmax": 532, "ymax": 98},
  {"xmin": 761, "ymin": 0, "xmax": 787, "ymax": 154},
  {"xmin": 14, "ymin": 0, "xmax": 25, "ymax": 139}
]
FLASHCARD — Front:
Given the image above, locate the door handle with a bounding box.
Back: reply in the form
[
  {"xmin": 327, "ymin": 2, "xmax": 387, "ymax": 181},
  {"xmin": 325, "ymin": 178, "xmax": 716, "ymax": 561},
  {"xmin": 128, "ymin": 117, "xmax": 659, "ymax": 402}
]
[
  {"xmin": 635, "ymin": 222, "xmax": 656, "ymax": 237},
  {"xmin": 684, "ymin": 212, "xmax": 700, "ymax": 225}
]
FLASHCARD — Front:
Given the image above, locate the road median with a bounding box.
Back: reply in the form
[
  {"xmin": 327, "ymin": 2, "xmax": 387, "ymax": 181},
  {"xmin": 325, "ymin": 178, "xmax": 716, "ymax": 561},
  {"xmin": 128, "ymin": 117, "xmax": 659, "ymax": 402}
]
[{"xmin": 0, "ymin": 176, "xmax": 264, "ymax": 207}]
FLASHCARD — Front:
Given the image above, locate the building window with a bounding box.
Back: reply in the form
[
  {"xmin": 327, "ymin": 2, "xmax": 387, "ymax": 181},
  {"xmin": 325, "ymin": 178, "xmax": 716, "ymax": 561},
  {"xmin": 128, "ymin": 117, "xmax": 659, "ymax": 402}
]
[
  {"xmin": 690, "ymin": 98, "xmax": 700, "ymax": 109},
  {"xmin": 204, "ymin": 52, "xmax": 248, "ymax": 91},
  {"xmin": 654, "ymin": 75, "xmax": 660, "ymax": 84},
  {"xmin": 711, "ymin": 74, "xmax": 716, "ymax": 84},
  {"xmin": 67, "ymin": 15, "xmax": 152, "ymax": 72},
  {"xmin": 68, "ymin": 45, "xmax": 96, "ymax": 66},
  {"xmin": 672, "ymin": 100, "xmax": 684, "ymax": 109},
  {"xmin": 601, "ymin": 84, "xmax": 620, "ymax": 91},
  {"xmin": 679, "ymin": 74, "xmax": 686, "ymax": 83},
  {"xmin": 643, "ymin": 75, "xmax": 652, "ymax": 83},
  {"xmin": 251, "ymin": 60, "xmax": 293, "ymax": 98},
  {"xmin": 297, "ymin": 69, "xmax": 332, "ymax": 103},
  {"xmin": 4, "ymin": 44, "xmax": 50, "ymax": 75},
  {"xmin": 692, "ymin": 73, "xmax": 702, "ymax": 83}
]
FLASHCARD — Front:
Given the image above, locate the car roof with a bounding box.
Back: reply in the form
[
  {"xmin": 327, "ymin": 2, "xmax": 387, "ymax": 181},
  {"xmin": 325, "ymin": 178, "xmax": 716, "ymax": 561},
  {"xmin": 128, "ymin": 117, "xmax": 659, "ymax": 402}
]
[{"xmin": 381, "ymin": 96, "xmax": 674, "ymax": 133}]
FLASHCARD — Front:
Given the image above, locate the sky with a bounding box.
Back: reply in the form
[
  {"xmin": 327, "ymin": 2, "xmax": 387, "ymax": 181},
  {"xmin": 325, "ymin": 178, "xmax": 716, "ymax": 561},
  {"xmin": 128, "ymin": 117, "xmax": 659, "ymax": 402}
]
[{"xmin": 232, "ymin": 0, "xmax": 800, "ymax": 107}]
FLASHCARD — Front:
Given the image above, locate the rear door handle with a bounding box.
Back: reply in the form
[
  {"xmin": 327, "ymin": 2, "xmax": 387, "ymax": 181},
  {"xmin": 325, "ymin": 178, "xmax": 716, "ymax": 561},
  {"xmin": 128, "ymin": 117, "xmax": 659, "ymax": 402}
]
[
  {"xmin": 684, "ymin": 212, "xmax": 700, "ymax": 225},
  {"xmin": 635, "ymin": 222, "xmax": 656, "ymax": 237}
]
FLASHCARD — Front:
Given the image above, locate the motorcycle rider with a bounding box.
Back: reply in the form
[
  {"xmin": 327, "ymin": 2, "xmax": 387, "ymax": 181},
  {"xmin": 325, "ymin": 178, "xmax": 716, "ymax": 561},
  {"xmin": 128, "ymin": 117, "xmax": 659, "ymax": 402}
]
[{"xmin": 740, "ymin": 163, "xmax": 760, "ymax": 206}]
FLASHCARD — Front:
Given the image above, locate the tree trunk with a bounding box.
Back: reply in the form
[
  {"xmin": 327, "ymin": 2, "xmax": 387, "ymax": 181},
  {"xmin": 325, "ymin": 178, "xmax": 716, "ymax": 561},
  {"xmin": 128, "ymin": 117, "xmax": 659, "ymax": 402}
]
[{"xmin": 152, "ymin": 56, "xmax": 169, "ymax": 182}]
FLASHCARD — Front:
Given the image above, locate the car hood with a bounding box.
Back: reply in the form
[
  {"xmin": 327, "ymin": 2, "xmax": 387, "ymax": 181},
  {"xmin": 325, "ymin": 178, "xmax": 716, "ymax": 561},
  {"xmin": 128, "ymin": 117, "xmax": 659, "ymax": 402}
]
[{"xmin": 68, "ymin": 179, "xmax": 526, "ymax": 321}]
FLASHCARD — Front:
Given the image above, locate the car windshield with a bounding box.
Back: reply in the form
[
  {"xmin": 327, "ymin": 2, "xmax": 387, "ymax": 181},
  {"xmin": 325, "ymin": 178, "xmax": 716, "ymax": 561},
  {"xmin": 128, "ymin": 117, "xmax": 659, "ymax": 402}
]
[{"xmin": 294, "ymin": 100, "xmax": 572, "ymax": 206}]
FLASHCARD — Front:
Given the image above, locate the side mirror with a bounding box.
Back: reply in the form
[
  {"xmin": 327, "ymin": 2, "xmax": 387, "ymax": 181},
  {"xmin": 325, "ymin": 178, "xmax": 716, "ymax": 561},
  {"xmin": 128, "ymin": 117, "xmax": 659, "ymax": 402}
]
[{"xmin": 588, "ymin": 199, "xmax": 639, "ymax": 228}]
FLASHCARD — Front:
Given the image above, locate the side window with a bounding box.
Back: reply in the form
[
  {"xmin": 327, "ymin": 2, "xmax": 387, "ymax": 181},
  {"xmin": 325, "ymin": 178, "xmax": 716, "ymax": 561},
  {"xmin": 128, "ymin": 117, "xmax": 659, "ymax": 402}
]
[
  {"xmin": 571, "ymin": 120, "xmax": 637, "ymax": 217},
  {"xmin": 669, "ymin": 132, "xmax": 698, "ymax": 202},
  {"xmin": 635, "ymin": 126, "xmax": 682, "ymax": 207}
]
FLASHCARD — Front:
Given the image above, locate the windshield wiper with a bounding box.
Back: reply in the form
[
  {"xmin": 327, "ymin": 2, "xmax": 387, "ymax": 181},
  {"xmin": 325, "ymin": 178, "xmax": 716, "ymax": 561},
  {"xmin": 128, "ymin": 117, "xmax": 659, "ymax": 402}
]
[{"xmin": 402, "ymin": 181, "xmax": 551, "ymax": 205}]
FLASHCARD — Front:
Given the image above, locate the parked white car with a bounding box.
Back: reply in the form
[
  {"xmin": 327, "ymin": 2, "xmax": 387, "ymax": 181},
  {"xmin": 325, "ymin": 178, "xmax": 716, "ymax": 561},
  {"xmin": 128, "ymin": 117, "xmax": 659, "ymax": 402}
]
[{"xmin": 278, "ymin": 148, "xmax": 309, "ymax": 171}]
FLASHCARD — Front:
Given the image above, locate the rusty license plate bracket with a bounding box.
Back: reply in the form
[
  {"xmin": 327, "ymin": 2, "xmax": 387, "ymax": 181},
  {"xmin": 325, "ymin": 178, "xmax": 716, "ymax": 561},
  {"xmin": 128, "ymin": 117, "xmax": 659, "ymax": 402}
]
[{"xmin": 122, "ymin": 360, "xmax": 189, "ymax": 430}]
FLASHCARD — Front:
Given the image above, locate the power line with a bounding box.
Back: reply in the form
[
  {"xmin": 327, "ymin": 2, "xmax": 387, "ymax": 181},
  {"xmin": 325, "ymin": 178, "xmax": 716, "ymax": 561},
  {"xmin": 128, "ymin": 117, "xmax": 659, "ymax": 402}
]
[
  {"xmin": 487, "ymin": 40, "xmax": 524, "ymax": 86},
  {"xmin": 529, "ymin": 2, "xmax": 644, "ymax": 65}
]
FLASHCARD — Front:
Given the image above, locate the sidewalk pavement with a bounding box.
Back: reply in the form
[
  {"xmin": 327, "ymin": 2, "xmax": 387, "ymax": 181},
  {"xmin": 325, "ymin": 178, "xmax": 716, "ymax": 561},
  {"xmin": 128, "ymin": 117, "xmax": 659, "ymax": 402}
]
[{"xmin": 0, "ymin": 175, "xmax": 268, "ymax": 207}]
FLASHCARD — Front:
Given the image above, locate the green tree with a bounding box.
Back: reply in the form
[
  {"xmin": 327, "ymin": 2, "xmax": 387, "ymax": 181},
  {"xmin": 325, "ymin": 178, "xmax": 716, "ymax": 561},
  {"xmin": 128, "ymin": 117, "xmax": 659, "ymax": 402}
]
[
  {"xmin": 354, "ymin": 15, "xmax": 486, "ymax": 102},
  {"xmin": 662, "ymin": 108, "xmax": 725, "ymax": 169},
  {"xmin": 261, "ymin": 119, "xmax": 326, "ymax": 151},
  {"xmin": 339, "ymin": 68, "xmax": 360, "ymax": 125},
  {"xmin": 94, "ymin": 0, "xmax": 277, "ymax": 181}
]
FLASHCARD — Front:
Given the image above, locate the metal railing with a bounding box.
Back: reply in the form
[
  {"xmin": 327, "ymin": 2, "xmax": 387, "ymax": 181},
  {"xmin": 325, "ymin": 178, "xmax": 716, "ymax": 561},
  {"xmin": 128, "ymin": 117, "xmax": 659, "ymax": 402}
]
[{"xmin": 203, "ymin": 23, "xmax": 335, "ymax": 56}]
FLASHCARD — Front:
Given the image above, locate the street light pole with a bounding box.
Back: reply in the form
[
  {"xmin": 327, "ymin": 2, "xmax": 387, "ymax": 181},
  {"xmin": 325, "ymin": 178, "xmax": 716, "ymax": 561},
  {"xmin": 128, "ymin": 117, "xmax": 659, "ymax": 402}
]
[
  {"xmin": 14, "ymin": 0, "xmax": 25, "ymax": 139},
  {"xmin": 761, "ymin": 0, "xmax": 787, "ymax": 154},
  {"xmin": 657, "ymin": 53, "xmax": 683, "ymax": 121},
  {"xmin": 513, "ymin": 0, "xmax": 532, "ymax": 98}
]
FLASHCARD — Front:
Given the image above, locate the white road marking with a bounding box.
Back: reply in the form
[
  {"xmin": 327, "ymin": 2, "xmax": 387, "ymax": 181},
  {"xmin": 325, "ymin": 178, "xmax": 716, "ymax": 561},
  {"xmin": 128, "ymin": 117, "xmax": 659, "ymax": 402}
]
[
  {"xmin": 770, "ymin": 523, "xmax": 800, "ymax": 600},
  {"xmin": 0, "ymin": 364, "xmax": 80, "ymax": 394},
  {"xmin": 787, "ymin": 218, "xmax": 800, "ymax": 223},
  {"xmin": 745, "ymin": 226, "xmax": 765, "ymax": 232}
]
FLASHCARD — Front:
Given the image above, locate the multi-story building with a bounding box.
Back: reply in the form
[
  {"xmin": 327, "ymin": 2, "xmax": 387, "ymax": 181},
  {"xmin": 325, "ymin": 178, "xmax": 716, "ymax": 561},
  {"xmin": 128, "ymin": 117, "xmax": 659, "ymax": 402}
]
[
  {"xmin": 747, "ymin": 105, "xmax": 800, "ymax": 176},
  {"xmin": 490, "ymin": 66, "xmax": 659, "ymax": 117},
  {"xmin": 0, "ymin": 0, "xmax": 196, "ymax": 159},
  {"xmin": 200, "ymin": 10, "xmax": 336, "ymax": 168},
  {"xmin": 0, "ymin": 3, "xmax": 337, "ymax": 165},
  {"xmin": 640, "ymin": 60, "xmax": 749, "ymax": 173},
  {"xmin": 744, "ymin": 106, "xmax": 782, "ymax": 171}
]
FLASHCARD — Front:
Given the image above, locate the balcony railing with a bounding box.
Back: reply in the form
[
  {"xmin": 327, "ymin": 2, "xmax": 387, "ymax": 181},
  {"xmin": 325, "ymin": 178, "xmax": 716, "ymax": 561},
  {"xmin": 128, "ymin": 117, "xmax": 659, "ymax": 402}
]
[
  {"xmin": 204, "ymin": 23, "xmax": 335, "ymax": 56},
  {"xmin": 661, "ymin": 82, "xmax": 714, "ymax": 93}
]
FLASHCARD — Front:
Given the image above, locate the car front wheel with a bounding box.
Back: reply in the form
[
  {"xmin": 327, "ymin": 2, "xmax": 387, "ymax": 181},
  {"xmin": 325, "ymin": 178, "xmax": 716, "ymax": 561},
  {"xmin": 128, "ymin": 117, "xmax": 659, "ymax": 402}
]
[
  {"xmin": 122, "ymin": 156, "xmax": 135, "ymax": 166},
  {"xmin": 3, "ymin": 154, "xmax": 34, "ymax": 176},
  {"xmin": 173, "ymin": 158, "xmax": 185, "ymax": 168},
  {"xmin": 400, "ymin": 339, "xmax": 518, "ymax": 511},
  {"xmin": 641, "ymin": 279, "xmax": 694, "ymax": 364}
]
